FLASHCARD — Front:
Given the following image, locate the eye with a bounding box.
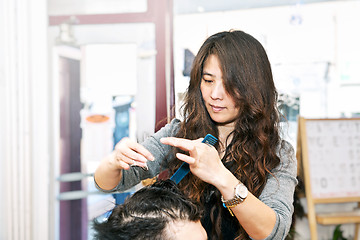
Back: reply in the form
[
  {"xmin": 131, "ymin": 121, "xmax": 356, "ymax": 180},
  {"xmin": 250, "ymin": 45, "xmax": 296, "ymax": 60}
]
[{"xmin": 202, "ymin": 77, "xmax": 213, "ymax": 83}]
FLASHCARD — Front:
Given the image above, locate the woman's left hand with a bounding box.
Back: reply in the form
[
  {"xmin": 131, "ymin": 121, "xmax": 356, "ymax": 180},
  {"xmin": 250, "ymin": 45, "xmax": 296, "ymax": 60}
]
[{"xmin": 160, "ymin": 137, "xmax": 229, "ymax": 186}]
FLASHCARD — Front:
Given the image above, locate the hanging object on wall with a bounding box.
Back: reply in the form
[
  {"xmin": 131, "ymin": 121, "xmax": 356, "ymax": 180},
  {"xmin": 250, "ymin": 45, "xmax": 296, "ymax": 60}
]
[
  {"xmin": 55, "ymin": 16, "xmax": 79, "ymax": 45},
  {"xmin": 289, "ymin": 0, "xmax": 303, "ymax": 25},
  {"xmin": 183, "ymin": 48, "xmax": 195, "ymax": 76}
]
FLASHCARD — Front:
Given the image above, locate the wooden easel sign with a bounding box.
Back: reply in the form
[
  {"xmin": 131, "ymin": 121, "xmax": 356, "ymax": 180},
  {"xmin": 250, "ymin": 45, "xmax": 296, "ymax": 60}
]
[{"xmin": 298, "ymin": 117, "xmax": 360, "ymax": 201}]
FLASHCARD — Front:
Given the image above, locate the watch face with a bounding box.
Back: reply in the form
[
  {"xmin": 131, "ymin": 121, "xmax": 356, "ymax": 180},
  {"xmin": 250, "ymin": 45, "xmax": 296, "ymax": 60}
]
[{"xmin": 236, "ymin": 183, "xmax": 248, "ymax": 199}]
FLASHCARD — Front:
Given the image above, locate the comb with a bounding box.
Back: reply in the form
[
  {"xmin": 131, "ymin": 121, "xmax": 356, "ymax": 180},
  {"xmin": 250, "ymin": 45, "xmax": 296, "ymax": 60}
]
[{"xmin": 170, "ymin": 134, "xmax": 218, "ymax": 184}]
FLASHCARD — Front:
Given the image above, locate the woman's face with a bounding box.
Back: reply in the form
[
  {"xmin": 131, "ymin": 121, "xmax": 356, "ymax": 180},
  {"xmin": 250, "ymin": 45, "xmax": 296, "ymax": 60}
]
[{"xmin": 200, "ymin": 54, "xmax": 240, "ymax": 127}]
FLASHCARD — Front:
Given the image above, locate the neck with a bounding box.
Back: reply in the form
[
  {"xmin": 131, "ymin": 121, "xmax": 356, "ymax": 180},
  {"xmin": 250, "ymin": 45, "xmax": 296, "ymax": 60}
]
[{"xmin": 217, "ymin": 123, "xmax": 235, "ymax": 149}]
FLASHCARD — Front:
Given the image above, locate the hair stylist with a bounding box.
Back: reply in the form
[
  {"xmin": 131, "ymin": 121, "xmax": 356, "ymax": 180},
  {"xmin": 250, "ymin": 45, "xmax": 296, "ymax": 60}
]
[{"xmin": 94, "ymin": 30, "xmax": 298, "ymax": 240}]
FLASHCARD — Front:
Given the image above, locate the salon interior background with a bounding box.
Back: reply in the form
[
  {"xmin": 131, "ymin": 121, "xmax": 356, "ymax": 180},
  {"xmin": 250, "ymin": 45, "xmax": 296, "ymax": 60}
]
[{"xmin": 1, "ymin": 0, "xmax": 360, "ymax": 239}]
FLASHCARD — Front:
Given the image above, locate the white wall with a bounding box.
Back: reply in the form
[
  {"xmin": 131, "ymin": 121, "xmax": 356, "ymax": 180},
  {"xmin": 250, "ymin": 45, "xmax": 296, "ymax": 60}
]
[
  {"xmin": 0, "ymin": 0, "xmax": 50, "ymax": 239},
  {"xmin": 48, "ymin": 0, "xmax": 147, "ymax": 15},
  {"xmin": 0, "ymin": 53, "xmax": 6, "ymax": 240},
  {"xmin": 0, "ymin": 1, "xmax": 6, "ymax": 238}
]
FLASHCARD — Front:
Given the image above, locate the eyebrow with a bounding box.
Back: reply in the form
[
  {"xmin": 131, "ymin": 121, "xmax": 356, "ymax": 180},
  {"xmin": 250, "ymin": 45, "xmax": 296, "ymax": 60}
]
[{"xmin": 202, "ymin": 72, "xmax": 215, "ymax": 77}]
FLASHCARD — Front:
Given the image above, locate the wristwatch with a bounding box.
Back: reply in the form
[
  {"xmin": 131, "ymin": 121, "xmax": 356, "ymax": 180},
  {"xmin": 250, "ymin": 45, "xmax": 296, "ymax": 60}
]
[{"xmin": 221, "ymin": 181, "xmax": 248, "ymax": 216}]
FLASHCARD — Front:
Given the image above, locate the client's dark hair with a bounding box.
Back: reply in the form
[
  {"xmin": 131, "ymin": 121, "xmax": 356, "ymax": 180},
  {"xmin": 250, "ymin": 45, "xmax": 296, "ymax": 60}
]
[{"xmin": 92, "ymin": 180, "xmax": 204, "ymax": 240}]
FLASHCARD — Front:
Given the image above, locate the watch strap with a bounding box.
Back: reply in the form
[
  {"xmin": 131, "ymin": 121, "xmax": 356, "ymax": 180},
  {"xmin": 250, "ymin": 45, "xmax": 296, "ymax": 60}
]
[
  {"xmin": 221, "ymin": 182, "xmax": 246, "ymax": 216},
  {"xmin": 221, "ymin": 195, "xmax": 244, "ymax": 208}
]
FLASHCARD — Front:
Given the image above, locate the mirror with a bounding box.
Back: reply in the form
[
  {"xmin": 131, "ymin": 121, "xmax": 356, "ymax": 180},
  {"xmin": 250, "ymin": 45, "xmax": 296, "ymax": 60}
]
[{"xmin": 49, "ymin": 21, "xmax": 157, "ymax": 239}]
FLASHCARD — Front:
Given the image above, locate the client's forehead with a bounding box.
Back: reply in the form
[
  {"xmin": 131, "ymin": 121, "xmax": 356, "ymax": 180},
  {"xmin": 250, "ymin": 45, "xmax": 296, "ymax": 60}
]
[{"xmin": 166, "ymin": 220, "xmax": 207, "ymax": 240}]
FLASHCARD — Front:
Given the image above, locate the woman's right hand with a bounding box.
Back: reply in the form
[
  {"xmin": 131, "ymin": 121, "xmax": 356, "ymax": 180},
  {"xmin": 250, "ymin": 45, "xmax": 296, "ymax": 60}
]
[
  {"xmin": 94, "ymin": 137, "xmax": 154, "ymax": 191},
  {"xmin": 111, "ymin": 137, "xmax": 154, "ymax": 170}
]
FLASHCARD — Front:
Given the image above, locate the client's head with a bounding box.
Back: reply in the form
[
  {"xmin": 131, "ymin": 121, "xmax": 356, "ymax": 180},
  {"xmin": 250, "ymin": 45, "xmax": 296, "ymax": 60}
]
[{"xmin": 92, "ymin": 179, "xmax": 207, "ymax": 240}]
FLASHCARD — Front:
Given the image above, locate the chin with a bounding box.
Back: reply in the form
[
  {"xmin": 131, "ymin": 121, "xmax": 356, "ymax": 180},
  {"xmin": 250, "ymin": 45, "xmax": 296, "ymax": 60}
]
[
  {"xmin": 210, "ymin": 116, "xmax": 237, "ymax": 126},
  {"xmin": 212, "ymin": 118, "xmax": 232, "ymax": 125}
]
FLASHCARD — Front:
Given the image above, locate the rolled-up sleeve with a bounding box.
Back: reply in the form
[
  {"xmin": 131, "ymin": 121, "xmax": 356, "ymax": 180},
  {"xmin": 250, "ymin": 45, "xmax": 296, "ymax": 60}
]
[
  {"xmin": 111, "ymin": 119, "xmax": 180, "ymax": 192},
  {"xmin": 258, "ymin": 141, "xmax": 298, "ymax": 240}
]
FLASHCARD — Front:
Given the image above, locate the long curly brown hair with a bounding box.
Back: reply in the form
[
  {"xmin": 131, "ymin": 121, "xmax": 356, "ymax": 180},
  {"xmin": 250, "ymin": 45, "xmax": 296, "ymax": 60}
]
[{"xmin": 168, "ymin": 30, "xmax": 282, "ymax": 239}]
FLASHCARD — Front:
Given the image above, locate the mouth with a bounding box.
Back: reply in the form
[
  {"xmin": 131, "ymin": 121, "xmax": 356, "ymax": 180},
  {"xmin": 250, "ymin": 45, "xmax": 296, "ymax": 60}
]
[{"xmin": 210, "ymin": 104, "xmax": 225, "ymax": 112}]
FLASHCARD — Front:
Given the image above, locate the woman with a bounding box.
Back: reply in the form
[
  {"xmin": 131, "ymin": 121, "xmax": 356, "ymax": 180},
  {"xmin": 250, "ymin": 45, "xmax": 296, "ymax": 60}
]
[{"xmin": 95, "ymin": 30, "xmax": 297, "ymax": 240}]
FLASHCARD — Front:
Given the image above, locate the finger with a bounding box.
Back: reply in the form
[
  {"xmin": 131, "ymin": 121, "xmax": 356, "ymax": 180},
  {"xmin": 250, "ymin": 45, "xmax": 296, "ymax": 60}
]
[
  {"xmin": 130, "ymin": 161, "xmax": 149, "ymax": 171},
  {"xmin": 116, "ymin": 152, "xmax": 148, "ymax": 169},
  {"xmin": 129, "ymin": 158, "xmax": 149, "ymax": 169},
  {"xmin": 111, "ymin": 153, "xmax": 131, "ymax": 170},
  {"xmin": 127, "ymin": 142, "xmax": 155, "ymax": 161},
  {"xmin": 116, "ymin": 138, "xmax": 154, "ymax": 161},
  {"xmin": 117, "ymin": 147, "xmax": 149, "ymax": 163},
  {"xmin": 176, "ymin": 152, "xmax": 196, "ymax": 164},
  {"xmin": 118, "ymin": 160, "xmax": 131, "ymax": 170},
  {"xmin": 160, "ymin": 137, "xmax": 195, "ymax": 152}
]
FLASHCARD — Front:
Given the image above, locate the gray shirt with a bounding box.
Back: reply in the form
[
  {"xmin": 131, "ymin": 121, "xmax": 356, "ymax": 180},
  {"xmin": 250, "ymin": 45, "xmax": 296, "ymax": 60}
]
[{"xmin": 98, "ymin": 119, "xmax": 298, "ymax": 239}]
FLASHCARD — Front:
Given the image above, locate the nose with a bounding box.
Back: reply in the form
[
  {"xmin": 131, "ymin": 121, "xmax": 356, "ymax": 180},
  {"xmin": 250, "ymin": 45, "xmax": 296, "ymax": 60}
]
[{"xmin": 210, "ymin": 82, "xmax": 225, "ymax": 100}]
